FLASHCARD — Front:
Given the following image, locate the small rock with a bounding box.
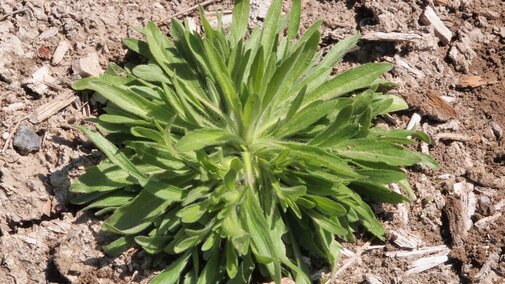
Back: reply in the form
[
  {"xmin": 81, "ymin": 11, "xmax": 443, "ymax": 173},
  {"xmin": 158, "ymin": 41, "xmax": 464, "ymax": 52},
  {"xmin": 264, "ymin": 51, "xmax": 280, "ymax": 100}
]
[
  {"xmin": 13, "ymin": 124, "xmax": 42, "ymax": 155},
  {"xmin": 23, "ymin": 65, "xmax": 55, "ymax": 97},
  {"xmin": 72, "ymin": 52, "xmax": 103, "ymax": 77},
  {"xmin": 52, "ymin": 40, "xmax": 71, "ymax": 65},
  {"xmin": 448, "ymin": 40, "xmax": 476, "ymax": 73},
  {"xmin": 490, "ymin": 121, "xmax": 503, "ymax": 139},
  {"xmin": 2, "ymin": 102, "xmax": 24, "ymax": 113},
  {"xmin": 481, "ymin": 9, "xmax": 499, "ymax": 20},
  {"xmin": 1, "ymin": 35, "xmax": 25, "ymax": 57},
  {"xmin": 2, "ymin": 132, "xmax": 9, "ymax": 140},
  {"xmin": 50, "ymin": 170, "xmax": 72, "ymax": 206},
  {"xmin": 38, "ymin": 27, "xmax": 59, "ymax": 40}
]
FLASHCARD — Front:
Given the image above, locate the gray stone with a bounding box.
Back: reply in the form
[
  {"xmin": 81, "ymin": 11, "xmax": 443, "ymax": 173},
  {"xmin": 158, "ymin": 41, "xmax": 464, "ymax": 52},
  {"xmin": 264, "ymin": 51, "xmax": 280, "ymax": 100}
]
[
  {"xmin": 13, "ymin": 124, "xmax": 41, "ymax": 155},
  {"xmin": 49, "ymin": 170, "xmax": 72, "ymax": 206}
]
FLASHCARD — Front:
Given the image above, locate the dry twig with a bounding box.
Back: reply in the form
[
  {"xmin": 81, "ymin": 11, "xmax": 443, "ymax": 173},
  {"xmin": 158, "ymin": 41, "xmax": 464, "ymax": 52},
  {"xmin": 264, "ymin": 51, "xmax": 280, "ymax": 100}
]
[
  {"xmin": 160, "ymin": 0, "xmax": 222, "ymax": 25},
  {"xmin": 329, "ymin": 242, "xmax": 371, "ymax": 282},
  {"xmin": 0, "ymin": 8, "xmax": 30, "ymax": 21},
  {"xmin": 361, "ymin": 32, "xmax": 423, "ymax": 42}
]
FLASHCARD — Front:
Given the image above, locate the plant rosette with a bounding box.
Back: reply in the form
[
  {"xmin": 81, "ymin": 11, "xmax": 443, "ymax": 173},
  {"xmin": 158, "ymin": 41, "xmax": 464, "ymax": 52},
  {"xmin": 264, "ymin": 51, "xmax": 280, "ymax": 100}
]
[{"xmin": 71, "ymin": 0, "xmax": 438, "ymax": 283}]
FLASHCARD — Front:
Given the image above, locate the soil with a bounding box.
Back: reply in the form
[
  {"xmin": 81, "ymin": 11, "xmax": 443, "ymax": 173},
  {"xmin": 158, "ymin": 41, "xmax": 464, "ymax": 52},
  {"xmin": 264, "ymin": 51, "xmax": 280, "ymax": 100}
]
[{"xmin": 1, "ymin": 0, "xmax": 504, "ymax": 283}]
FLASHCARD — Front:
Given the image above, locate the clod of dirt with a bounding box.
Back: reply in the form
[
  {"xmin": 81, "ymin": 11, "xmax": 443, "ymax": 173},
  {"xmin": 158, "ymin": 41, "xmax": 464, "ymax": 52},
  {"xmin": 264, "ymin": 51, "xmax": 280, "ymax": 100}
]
[
  {"xmin": 72, "ymin": 52, "xmax": 103, "ymax": 77},
  {"xmin": 13, "ymin": 124, "xmax": 42, "ymax": 155}
]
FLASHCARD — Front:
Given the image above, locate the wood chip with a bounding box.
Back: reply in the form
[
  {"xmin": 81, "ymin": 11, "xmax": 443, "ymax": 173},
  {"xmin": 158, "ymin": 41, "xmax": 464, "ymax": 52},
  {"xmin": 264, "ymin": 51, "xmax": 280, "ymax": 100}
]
[
  {"xmin": 426, "ymin": 89, "xmax": 457, "ymax": 119},
  {"xmin": 421, "ymin": 6, "xmax": 452, "ymax": 45},
  {"xmin": 29, "ymin": 92, "xmax": 76, "ymax": 124},
  {"xmin": 390, "ymin": 230, "xmax": 422, "ymax": 249},
  {"xmin": 52, "ymin": 40, "xmax": 71, "ymax": 65},
  {"xmin": 361, "ymin": 32, "xmax": 423, "ymax": 42},
  {"xmin": 365, "ymin": 274, "xmax": 382, "ymax": 284},
  {"xmin": 434, "ymin": 0, "xmax": 448, "ymax": 5},
  {"xmin": 406, "ymin": 113, "xmax": 421, "ymax": 131},
  {"xmin": 474, "ymin": 212, "xmax": 502, "ymax": 229},
  {"xmin": 457, "ymin": 75, "xmax": 495, "ymax": 88},
  {"xmin": 434, "ymin": 132, "xmax": 472, "ymax": 142},
  {"xmin": 453, "ymin": 181, "xmax": 476, "ymax": 232},
  {"xmin": 395, "ymin": 56, "xmax": 425, "ymax": 79},
  {"xmin": 405, "ymin": 255, "xmax": 449, "ymax": 275},
  {"xmin": 386, "ymin": 245, "xmax": 449, "ymax": 258}
]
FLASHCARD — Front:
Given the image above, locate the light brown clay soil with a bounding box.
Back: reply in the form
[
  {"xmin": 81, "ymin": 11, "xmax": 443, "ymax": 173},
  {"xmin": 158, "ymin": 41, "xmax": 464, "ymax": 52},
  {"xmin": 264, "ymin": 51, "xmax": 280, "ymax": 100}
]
[{"xmin": 1, "ymin": 0, "xmax": 504, "ymax": 283}]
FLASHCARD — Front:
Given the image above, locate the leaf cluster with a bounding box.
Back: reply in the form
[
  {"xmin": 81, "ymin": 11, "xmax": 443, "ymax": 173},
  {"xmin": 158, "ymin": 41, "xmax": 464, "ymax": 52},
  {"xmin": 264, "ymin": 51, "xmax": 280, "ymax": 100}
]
[{"xmin": 71, "ymin": 0, "xmax": 438, "ymax": 283}]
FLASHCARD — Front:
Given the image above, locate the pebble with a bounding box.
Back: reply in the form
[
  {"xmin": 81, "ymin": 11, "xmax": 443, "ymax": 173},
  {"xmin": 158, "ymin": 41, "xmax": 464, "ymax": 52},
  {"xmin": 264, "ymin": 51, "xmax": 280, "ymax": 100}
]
[
  {"xmin": 2, "ymin": 132, "xmax": 9, "ymax": 140},
  {"xmin": 490, "ymin": 121, "xmax": 503, "ymax": 139},
  {"xmin": 38, "ymin": 27, "xmax": 59, "ymax": 40},
  {"xmin": 72, "ymin": 52, "xmax": 103, "ymax": 77},
  {"xmin": 13, "ymin": 124, "xmax": 42, "ymax": 155}
]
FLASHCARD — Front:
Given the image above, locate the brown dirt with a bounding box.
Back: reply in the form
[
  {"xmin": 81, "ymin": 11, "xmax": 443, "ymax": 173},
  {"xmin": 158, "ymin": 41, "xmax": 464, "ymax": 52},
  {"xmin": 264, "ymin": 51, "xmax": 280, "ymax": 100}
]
[{"xmin": 1, "ymin": 0, "xmax": 504, "ymax": 283}]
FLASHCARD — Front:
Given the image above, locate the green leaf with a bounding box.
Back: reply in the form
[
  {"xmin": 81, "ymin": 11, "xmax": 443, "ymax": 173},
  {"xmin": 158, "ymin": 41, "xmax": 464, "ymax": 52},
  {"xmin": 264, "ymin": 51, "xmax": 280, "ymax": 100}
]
[
  {"xmin": 287, "ymin": 0, "xmax": 301, "ymax": 41},
  {"xmin": 132, "ymin": 64, "xmax": 171, "ymax": 83},
  {"xmin": 70, "ymin": 162, "xmax": 134, "ymax": 193},
  {"xmin": 332, "ymin": 139, "xmax": 423, "ymax": 167},
  {"xmin": 231, "ymin": 0, "xmax": 250, "ymax": 45},
  {"xmin": 278, "ymin": 100, "xmax": 337, "ymax": 137},
  {"xmin": 350, "ymin": 181, "xmax": 408, "ymax": 203},
  {"xmin": 260, "ymin": 0, "xmax": 282, "ymax": 61},
  {"xmin": 225, "ymin": 240, "xmax": 239, "ymax": 278},
  {"xmin": 103, "ymin": 236, "xmax": 132, "ymax": 256},
  {"xmin": 151, "ymin": 251, "xmax": 191, "ymax": 284},
  {"xmin": 75, "ymin": 126, "xmax": 146, "ymax": 183},
  {"xmin": 242, "ymin": 189, "xmax": 281, "ymax": 282},
  {"xmin": 306, "ymin": 63, "xmax": 393, "ymax": 104},
  {"xmin": 175, "ymin": 128, "xmax": 236, "ymax": 152},
  {"xmin": 134, "ymin": 235, "xmax": 170, "ymax": 254},
  {"xmin": 103, "ymin": 179, "xmax": 182, "ymax": 234},
  {"xmin": 177, "ymin": 203, "xmax": 206, "ymax": 223},
  {"xmin": 122, "ymin": 38, "xmax": 153, "ymax": 60},
  {"xmin": 83, "ymin": 191, "xmax": 136, "ymax": 210}
]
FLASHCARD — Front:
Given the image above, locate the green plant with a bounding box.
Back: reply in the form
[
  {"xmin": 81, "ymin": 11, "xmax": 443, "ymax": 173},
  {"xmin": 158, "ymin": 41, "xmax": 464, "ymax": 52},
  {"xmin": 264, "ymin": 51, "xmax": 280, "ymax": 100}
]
[{"xmin": 71, "ymin": 0, "xmax": 438, "ymax": 282}]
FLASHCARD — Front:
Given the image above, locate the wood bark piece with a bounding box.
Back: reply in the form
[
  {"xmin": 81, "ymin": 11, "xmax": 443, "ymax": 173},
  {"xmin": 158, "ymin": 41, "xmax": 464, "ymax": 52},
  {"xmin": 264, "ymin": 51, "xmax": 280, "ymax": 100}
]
[
  {"xmin": 426, "ymin": 89, "xmax": 457, "ymax": 120},
  {"xmin": 443, "ymin": 196, "xmax": 466, "ymax": 246},
  {"xmin": 361, "ymin": 32, "xmax": 423, "ymax": 42},
  {"xmin": 421, "ymin": 6, "xmax": 452, "ymax": 45},
  {"xmin": 405, "ymin": 255, "xmax": 449, "ymax": 275},
  {"xmin": 29, "ymin": 92, "xmax": 76, "ymax": 124}
]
